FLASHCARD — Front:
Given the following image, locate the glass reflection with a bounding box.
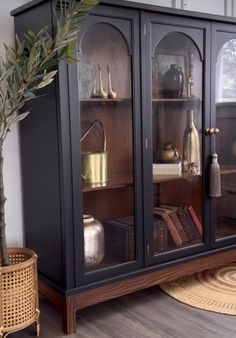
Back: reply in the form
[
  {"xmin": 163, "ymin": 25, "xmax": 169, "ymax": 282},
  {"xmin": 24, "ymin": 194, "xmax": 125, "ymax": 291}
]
[{"xmin": 215, "ymin": 39, "xmax": 236, "ymax": 239}]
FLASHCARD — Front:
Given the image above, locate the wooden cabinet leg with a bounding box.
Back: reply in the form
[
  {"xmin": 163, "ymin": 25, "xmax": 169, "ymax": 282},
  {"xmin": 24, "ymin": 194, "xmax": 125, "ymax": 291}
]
[{"xmin": 63, "ymin": 297, "xmax": 77, "ymax": 335}]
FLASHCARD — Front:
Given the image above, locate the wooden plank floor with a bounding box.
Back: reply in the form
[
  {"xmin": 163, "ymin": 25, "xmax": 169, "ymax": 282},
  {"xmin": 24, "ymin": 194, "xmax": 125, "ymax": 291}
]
[{"xmin": 11, "ymin": 287, "xmax": 236, "ymax": 338}]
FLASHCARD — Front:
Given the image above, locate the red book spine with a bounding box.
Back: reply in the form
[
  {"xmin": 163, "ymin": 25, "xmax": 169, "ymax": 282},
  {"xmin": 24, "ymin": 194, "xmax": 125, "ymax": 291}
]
[
  {"xmin": 169, "ymin": 211, "xmax": 189, "ymax": 244},
  {"xmin": 188, "ymin": 206, "xmax": 203, "ymax": 237},
  {"xmin": 153, "ymin": 208, "xmax": 183, "ymax": 246}
]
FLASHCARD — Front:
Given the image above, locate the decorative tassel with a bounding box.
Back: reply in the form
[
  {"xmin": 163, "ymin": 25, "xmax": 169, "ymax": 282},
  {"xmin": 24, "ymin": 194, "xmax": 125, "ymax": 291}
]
[{"xmin": 209, "ymin": 153, "xmax": 221, "ymax": 197}]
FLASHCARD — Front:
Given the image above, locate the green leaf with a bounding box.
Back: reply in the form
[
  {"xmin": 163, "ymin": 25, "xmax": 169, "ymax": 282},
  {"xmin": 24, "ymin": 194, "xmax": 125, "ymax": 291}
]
[
  {"xmin": 0, "ymin": 0, "xmax": 99, "ymax": 137},
  {"xmin": 42, "ymin": 70, "xmax": 58, "ymax": 82},
  {"xmin": 27, "ymin": 30, "xmax": 35, "ymax": 38}
]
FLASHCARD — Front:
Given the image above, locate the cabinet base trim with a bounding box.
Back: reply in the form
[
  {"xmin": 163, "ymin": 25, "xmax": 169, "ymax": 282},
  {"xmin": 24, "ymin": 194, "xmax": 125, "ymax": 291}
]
[{"xmin": 39, "ymin": 248, "xmax": 236, "ymax": 335}]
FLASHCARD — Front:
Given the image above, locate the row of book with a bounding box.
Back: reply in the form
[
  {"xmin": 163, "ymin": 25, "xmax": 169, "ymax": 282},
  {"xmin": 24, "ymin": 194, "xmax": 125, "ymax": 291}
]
[
  {"xmin": 153, "ymin": 205, "xmax": 203, "ymax": 249},
  {"xmin": 103, "ymin": 206, "xmax": 202, "ymax": 260}
]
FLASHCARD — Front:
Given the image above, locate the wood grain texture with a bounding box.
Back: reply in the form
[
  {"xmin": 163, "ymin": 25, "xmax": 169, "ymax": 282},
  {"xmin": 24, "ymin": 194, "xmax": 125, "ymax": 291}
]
[
  {"xmin": 11, "ymin": 286, "xmax": 236, "ymax": 338},
  {"xmin": 39, "ymin": 248, "xmax": 236, "ymax": 334}
]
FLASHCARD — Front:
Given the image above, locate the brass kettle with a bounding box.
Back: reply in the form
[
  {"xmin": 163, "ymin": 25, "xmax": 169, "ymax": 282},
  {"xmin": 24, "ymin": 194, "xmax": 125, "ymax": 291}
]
[
  {"xmin": 158, "ymin": 143, "xmax": 182, "ymax": 163},
  {"xmin": 81, "ymin": 119, "xmax": 108, "ymax": 185}
]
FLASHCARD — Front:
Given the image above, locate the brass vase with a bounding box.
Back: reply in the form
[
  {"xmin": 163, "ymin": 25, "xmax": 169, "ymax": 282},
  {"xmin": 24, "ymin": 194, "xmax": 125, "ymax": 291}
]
[{"xmin": 183, "ymin": 110, "xmax": 201, "ymax": 174}]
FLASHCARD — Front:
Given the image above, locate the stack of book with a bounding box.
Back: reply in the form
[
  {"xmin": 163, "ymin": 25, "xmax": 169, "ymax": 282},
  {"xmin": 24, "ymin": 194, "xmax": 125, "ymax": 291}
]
[
  {"xmin": 153, "ymin": 161, "xmax": 182, "ymax": 176},
  {"xmin": 153, "ymin": 205, "xmax": 203, "ymax": 248}
]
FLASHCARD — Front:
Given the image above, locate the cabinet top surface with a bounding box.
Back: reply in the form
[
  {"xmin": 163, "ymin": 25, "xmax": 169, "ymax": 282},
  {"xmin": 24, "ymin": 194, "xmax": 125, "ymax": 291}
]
[{"xmin": 10, "ymin": 0, "xmax": 236, "ymax": 24}]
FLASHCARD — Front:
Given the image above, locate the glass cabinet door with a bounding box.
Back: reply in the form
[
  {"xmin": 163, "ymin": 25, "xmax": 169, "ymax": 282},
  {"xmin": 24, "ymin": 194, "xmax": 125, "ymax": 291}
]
[
  {"xmin": 143, "ymin": 17, "xmax": 208, "ymax": 263},
  {"xmin": 214, "ymin": 35, "xmax": 236, "ymax": 242},
  {"xmin": 77, "ymin": 13, "xmax": 141, "ymax": 280}
]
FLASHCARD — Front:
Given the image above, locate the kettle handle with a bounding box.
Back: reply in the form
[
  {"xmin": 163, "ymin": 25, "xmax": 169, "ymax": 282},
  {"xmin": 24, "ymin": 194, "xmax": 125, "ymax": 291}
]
[{"xmin": 81, "ymin": 119, "xmax": 106, "ymax": 152}]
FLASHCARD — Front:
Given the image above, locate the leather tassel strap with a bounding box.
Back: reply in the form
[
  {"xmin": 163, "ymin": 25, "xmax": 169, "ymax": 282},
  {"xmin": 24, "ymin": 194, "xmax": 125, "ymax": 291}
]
[{"xmin": 209, "ymin": 153, "xmax": 221, "ymax": 197}]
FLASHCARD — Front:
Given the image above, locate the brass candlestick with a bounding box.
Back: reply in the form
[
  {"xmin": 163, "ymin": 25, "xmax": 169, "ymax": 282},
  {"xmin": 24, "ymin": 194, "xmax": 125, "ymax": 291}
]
[
  {"xmin": 187, "ymin": 53, "xmax": 194, "ymax": 98},
  {"xmin": 97, "ymin": 64, "xmax": 108, "ymax": 99},
  {"xmin": 107, "ymin": 64, "xmax": 117, "ymax": 99}
]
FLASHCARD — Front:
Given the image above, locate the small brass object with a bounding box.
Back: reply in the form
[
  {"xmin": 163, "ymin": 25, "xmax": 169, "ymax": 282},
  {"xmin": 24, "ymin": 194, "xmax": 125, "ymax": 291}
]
[
  {"xmin": 205, "ymin": 128, "xmax": 220, "ymax": 135},
  {"xmin": 81, "ymin": 119, "xmax": 108, "ymax": 185},
  {"xmin": 91, "ymin": 78, "xmax": 99, "ymax": 98},
  {"xmin": 96, "ymin": 64, "xmax": 108, "ymax": 99},
  {"xmin": 187, "ymin": 53, "xmax": 194, "ymax": 98},
  {"xmin": 107, "ymin": 64, "xmax": 117, "ymax": 99},
  {"xmin": 158, "ymin": 143, "xmax": 182, "ymax": 163}
]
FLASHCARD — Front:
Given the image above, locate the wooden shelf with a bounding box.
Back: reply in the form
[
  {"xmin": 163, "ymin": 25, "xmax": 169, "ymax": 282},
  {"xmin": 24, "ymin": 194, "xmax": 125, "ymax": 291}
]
[
  {"xmin": 86, "ymin": 256, "xmax": 124, "ymax": 272},
  {"xmin": 83, "ymin": 175, "xmax": 133, "ymax": 192},
  {"xmin": 152, "ymin": 97, "xmax": 202, "ymax": 103},
  {"xmin": 80, "ymin": 98, "xmax": 131, "ymax": 104},
  {"xmin": 216, "ymin": 101, "xmax": 236, "ymax": 107},
  {"xmin": 216, "ymin": 218, "xmax": 236, "ymax": 238},
  {"xmin": 221, "ymin": 166, "xmax": 236, "ymax": 175},
  {"xmin": 153, "ymin": 173, "xmax": 201, "ymax": 183}
]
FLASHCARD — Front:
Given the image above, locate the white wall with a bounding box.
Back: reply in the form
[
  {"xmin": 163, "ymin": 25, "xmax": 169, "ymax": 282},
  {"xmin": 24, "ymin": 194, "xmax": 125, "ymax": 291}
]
[
  {"xmin": 127, "ymin": 0, "xmax": 236, "ymax": 16},
  {"xmin": 183, "ymin": 0, "xmax": 225, "ymax": 15},
  {"xmin": 127, "ymin": 0, "xmax": 172, "ymax": 6},
  {"xmin": 1, "ymin": 0, "xmax": 235, "ymax": 247},
  {"xmin": 0, "ymin": 0, "xmax": 29, "ymax": 247}
]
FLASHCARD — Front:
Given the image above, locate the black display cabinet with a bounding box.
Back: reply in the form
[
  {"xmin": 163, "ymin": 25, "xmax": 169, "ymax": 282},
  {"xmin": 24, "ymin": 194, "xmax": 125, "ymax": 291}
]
[{"xmin": 11, "ymin": 0, "xmax": 236, "ymax": 334}]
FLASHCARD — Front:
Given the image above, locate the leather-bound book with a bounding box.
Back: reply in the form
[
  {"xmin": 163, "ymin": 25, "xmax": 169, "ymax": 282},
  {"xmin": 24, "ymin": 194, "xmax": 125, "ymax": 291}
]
[
  {"xmin": 187, "ymin": 206, "xmax": 203, "ymax": 237},
  {"xmin": 160, "ymin": 205, "xmax": 189, "ymax": 244},
  {"xmin": 176, "ymin": 207, "xmax": 200, "ymax": 240},
  {"xmin": 168, "ymin": 211, "xmax": 189, "ymax": 244},
  {"xmin": 153, "ymin": 218, "xmax": 168, "ymax": 252},
  {"xmin": 103, "ymin": 219, "xmax": 134, "ymax": 262},
  {"xmin": 153, "ymin": 207, "xmax": 183, "ymax": 247}
]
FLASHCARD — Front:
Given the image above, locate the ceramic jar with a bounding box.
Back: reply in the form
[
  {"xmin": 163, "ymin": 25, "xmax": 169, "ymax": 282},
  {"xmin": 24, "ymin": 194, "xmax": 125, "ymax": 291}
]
[
  {"xmin": 83, "ymin": 215, "xmax": 104, "ymax": 267},
  {"xmin": 162, "ymin": 64, "xmax": 183, "ymax": 98}
]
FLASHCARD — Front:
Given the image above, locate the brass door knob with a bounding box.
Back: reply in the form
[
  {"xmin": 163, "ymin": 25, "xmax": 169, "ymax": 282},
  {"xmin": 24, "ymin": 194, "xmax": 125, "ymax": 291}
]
[{"xmin": 205, "ymin": 128, "xmax": 220, "ymax": 135}]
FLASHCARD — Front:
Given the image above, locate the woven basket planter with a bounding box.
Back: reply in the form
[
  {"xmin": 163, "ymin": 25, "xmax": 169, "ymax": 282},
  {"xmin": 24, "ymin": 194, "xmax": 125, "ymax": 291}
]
[{"xmin": 0, "ymin": 248, "xmax": 40, "ymax": 337}]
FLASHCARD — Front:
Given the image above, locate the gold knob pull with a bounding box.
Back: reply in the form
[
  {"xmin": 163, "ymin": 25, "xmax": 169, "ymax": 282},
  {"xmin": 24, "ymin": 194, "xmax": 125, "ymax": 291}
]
[{"xmin": 205, "ymin": 128, "xmax": 220, "ymax": 135}]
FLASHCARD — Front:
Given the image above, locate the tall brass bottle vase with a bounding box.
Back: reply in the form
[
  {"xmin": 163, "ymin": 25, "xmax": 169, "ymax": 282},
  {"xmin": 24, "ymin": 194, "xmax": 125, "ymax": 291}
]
[{"xmin": 183, "ymin": 110, "xmax": 201, "ymax": 174}]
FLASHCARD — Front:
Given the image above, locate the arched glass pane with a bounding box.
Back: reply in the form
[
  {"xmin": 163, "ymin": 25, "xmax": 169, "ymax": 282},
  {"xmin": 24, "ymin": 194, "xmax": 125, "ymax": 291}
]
[
  {"xmin": 152, "ymin": 32, "xmax": 203, "ymax": 254},
  {"xmin": 216, "ymin": 39, "xmax": 236, "ymax": 102},
  {"xmin": 78, "ymin": 23, "xmax": 136, "ymax": 273},
  {"xmin": 215, "ymin": 39, "xmax": 236, "ymax": 239}
]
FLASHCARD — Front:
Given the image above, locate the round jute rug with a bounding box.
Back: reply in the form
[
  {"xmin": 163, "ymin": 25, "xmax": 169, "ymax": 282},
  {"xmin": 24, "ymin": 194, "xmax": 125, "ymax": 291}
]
[{"xmin": 160, "ymin": 263, "xmax": 236, "ymax": 315}]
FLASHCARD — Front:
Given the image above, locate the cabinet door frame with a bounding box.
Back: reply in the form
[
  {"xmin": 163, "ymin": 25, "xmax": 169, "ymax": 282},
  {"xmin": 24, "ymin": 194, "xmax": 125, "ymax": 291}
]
[
  {"xmin": 211, "ymin": 22, "xmax": 236, "ymax": 249},
  {"xmin": 68, "ymin": 5, "xmax": 144, "ymax": 286},
  {"xmin": 141, "ymin": 12, "xmax": 211, "ymax": 267}
]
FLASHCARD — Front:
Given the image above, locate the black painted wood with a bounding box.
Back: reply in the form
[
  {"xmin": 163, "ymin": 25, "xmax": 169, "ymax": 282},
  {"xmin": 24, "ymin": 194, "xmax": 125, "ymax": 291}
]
[
  {"xmin": 73, "ymin": 5, "xmax": 143, "ymax": 285},
  {"xmin": 11, "ymin": 1, "xmax": 236, "ymax": 333},
  {"xmin": 11, "ymin": 0, "xmax": 236, "ymax": 25},
  {"xmin": 141, "ymin": 12, "xmax": 211, "ymax": 266},
  {"xmin": 15, "ymin": 1, "xmax": 66, "ymax": 288}
]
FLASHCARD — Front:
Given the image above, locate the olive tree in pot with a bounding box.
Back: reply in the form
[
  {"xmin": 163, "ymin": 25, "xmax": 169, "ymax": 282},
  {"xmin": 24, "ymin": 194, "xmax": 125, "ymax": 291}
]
[{"xmin": 0, "ymin": 1, "xmax": 98, "ymax": 336}]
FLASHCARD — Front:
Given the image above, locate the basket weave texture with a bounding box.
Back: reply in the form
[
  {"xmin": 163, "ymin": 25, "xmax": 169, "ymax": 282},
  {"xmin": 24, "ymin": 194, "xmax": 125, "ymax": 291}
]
[{"xmin": 0, "ymin": 248, "xmax": 39, "ymax": 337}]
